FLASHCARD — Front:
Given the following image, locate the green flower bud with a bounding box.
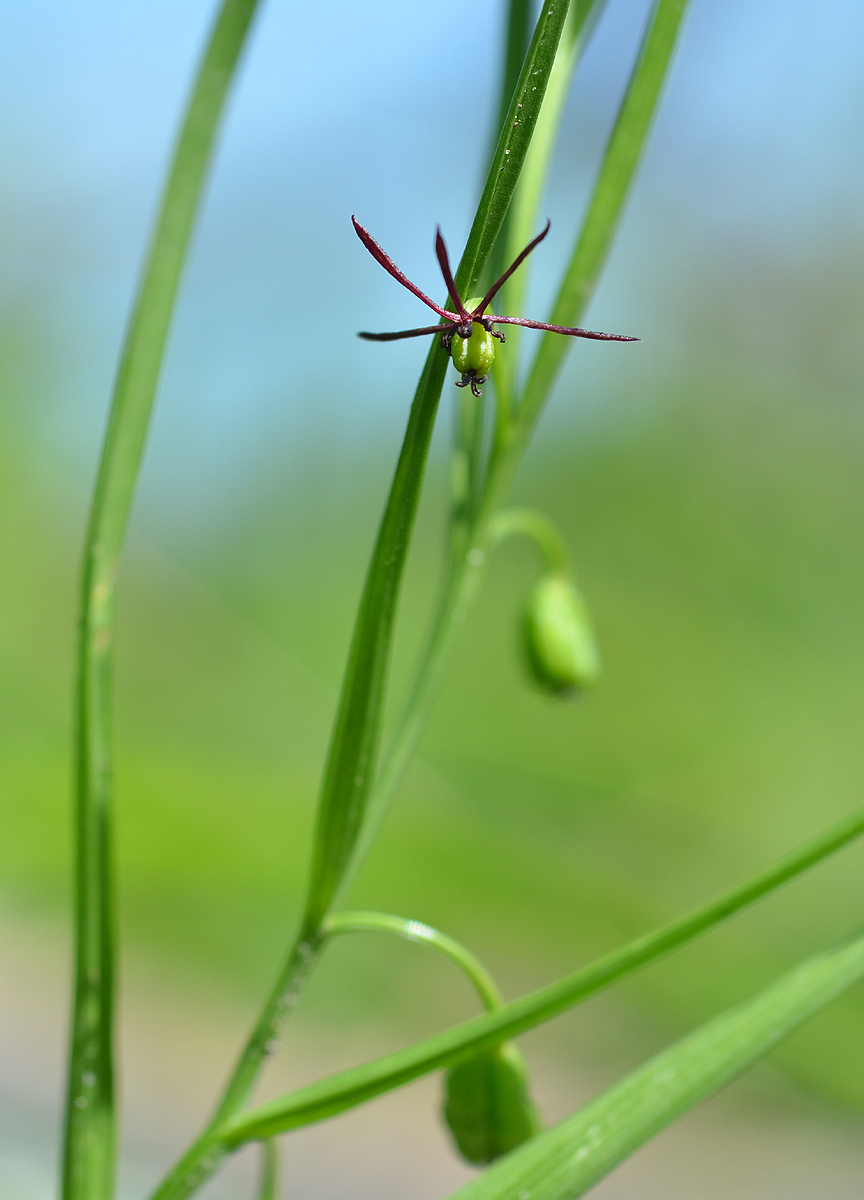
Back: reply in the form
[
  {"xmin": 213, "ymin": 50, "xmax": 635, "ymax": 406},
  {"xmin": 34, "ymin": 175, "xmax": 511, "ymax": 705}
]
[
  {"xmin": 524, "ymin": 573, "xmax": 600, "ymax": 696},
  {"xmin": 443, "ymin": 1042, "xmax": 540, "ymax": 1165}
]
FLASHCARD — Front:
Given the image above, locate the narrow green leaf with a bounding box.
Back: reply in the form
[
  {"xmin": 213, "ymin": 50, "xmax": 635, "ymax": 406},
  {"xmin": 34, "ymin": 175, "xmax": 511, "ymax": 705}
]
[
  {"xmin": 217, "ymin": 805, "xmax": 864, "ymax": 1146},
  {"xmin": 302, "ymin": 0, "xmax": 578, "ymax": 930},
  {"xmin": 63, "ymin": 4, "xmax": 261, "ymax": 1199},
  {"xmin": 300, "ymin": 345, "xmax": 450, "ymax": 932},
  {"xmin": 520, "ymin": 0, "xmax": 691, "ymax": 427},
  {"xmin": 445, "ymin": 931, "xmax": 864, "ymax": 1200}
]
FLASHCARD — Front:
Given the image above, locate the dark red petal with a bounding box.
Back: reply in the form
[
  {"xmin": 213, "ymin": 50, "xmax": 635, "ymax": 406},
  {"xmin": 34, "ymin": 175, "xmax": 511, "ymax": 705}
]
[
  {"xmin": 352, "ymin": 216, "xmax": 453, "ymax": 320},
  {"xmin": 435, "ymin": 227, "xmax": 468, "ymax": 318},
  {"xmin": 486, "ymin": 314, "xmax": 639, "ymax": 341},
  {"xmin": 473, "ymin": 220, "xmax": 551, "ymax": 316},
  {"xmin": 358, "ymin": 322, "xmax": 455, "ymax": 342}
]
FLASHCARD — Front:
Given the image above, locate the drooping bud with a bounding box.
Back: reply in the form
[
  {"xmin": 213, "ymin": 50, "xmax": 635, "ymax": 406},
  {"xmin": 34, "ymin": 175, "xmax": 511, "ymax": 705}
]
[
  {"xmin": 523, "ymin": 573, "xmax": 600, "ymax": 696},
  {"xmin": 443, "ymin": 1042, "xmax": 540, "ymax": 1165}
]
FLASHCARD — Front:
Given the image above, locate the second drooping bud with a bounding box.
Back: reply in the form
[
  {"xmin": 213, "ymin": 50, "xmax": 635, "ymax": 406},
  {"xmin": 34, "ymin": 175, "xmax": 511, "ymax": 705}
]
[{"xmin": 524, "ymin": 572, "xmax": 601, "ymax": 696}]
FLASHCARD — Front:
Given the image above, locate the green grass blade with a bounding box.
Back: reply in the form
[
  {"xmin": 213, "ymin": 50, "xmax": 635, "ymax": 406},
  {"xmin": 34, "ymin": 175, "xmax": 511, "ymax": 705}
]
[
  {"xmin": 302, "ymin": 0, "xmax": 577, "ymax": 932},
  {"xmin": 519, "ymin": 0, "xmax": 691, "ymax": 432},
  {"xmin": 300, "ymin": 346, "xmax": 451, "ymax": 931},
  {"xmin": 62, "ymin": 4, "xmax": 262, "ymax": 1200},
  {"xmin": 445, "ymin": 931, "xmax": 864, "ymax": 1200},
  {"xmin": 217, "ymin": 805, "xmax": 864, "ymax": 1144}
]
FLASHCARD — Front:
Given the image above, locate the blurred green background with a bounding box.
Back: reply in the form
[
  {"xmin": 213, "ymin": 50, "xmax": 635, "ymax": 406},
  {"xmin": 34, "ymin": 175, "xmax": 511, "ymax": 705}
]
[{"xmin": 2, "ymin": 1, "xmax": 864, "ymax": 1196}]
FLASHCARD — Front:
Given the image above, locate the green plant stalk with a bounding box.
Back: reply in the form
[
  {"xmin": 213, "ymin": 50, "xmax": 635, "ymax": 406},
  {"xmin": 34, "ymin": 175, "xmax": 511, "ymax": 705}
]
[
  {"xmin": 215, "ymin": 804, "xmax": 864, "ymax": 1144},
  {"xmin": 147, "ymin": 10, "xmax": 578, "ymax": 1200},
  {"xmin": 340, "ymin": 0, "xmax": 689, "ymax": 903},
  {"xmin": 519, "ymin": 0, "xmax": 690, "ymax": 428},
  {"xmin": 62, "ymin": 4, "xmax": 261, "ymax": 1198},
  {"xmin": 445, "ymin": 930, "xmax": 864, "ymax": 1200},
  {"xmin": 255, "ymin": 1140, "xmax": 279, "ymax": 1200},
  {"xmin": 323, "ymin": 911, "xmax": 504, "ymax": 1011}
]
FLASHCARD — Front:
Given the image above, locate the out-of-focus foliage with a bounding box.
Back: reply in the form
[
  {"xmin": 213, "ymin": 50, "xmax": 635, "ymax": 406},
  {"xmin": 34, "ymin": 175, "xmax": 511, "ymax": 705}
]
[{"xmin": 2, "ymin": 235, "xmax": 863, "ymax": 1110}]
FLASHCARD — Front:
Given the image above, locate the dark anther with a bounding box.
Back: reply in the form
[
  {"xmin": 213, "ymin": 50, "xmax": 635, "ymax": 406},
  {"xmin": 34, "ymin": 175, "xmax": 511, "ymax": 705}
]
[
  {"xmin": 440, "ymin": 332, "xmax": 453, "ymax": 351},
  {"xmin": 456, "ymin": 370, "xmax": 488, "ymax": 397},
  {"xmin": 456, "ymin": 323, "xmax": 473, "ymax": 339},
  {"xmin": 479, "ymin": 317, "xmax": 505, "ymax": 343}
]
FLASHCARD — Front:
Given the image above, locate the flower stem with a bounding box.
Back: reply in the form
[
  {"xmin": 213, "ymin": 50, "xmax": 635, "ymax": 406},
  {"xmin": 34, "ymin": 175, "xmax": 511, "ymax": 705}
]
[{"xmin": 323, "ymin": 911, "xmax": 504, "ymax": 1012}]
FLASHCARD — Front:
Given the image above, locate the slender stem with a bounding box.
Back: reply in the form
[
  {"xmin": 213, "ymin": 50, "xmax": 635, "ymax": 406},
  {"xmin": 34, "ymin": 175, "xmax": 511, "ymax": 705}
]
[
  {"xmin": 148, "ymin": 933, "xmax": 321, "ymax": 1200},
  {"xmin": 323, "ymin": 911, "xmax": 503, "ymax": 1012},
  {"xmin": 217, "ymin": 802, "xmax": 864, "ymax": 1144},
  {"xmin": 62, "ymin": 5, "xmax": 261, "ymax": 1199},
  {"xmin": 256, "ymin": 1140, "xmax": 279, "ymax": 1200},
  {"xmin": 487, "ymin": 507, "xmax": 570, "ymax": 573}
]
